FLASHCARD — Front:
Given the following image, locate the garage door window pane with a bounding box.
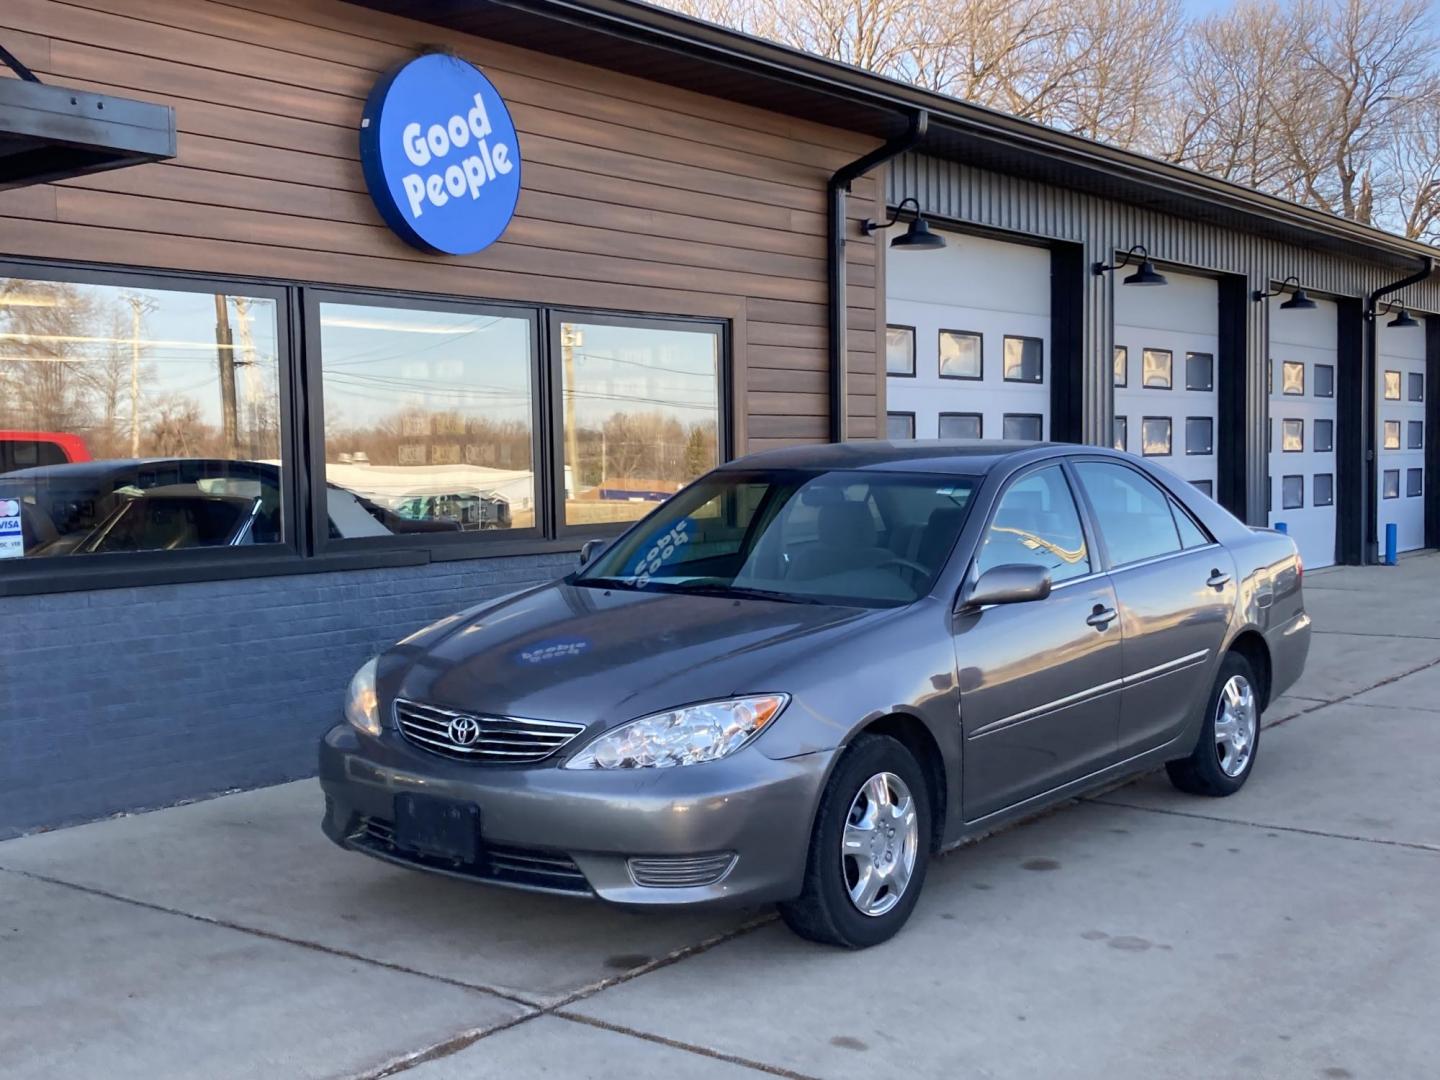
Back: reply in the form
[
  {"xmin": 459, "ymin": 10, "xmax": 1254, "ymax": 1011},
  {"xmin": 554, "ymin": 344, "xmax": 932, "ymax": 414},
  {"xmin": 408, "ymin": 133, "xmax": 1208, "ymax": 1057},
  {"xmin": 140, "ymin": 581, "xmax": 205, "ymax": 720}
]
[
  {"xmin": 1185, "ymin": 352, "xmax": 1213, "ymax": 391},
  {"xmin": 1408, "ymin": 420, "xmax": 1423, "ymax": 449},
  {"xmin": 1282, "ymin": 419, "xmax": 1303, "ymax": 452},
  {"xmin": 1192, "ymin": 478, "xmax": 1213, "ymax": 498},
  {"xmin": 1282, "ymin": 475, "xmax": 1303, "ymax": 509},
  {"xmin": 1072, "ymin": 461, "xmax": 1182, "ymax": 566},
  {"xmin": 939, "ymin": 330, "xmax": 982, "ymax": 379},
  {"xmin": 1314, "ymin": 419, "xmax": 1334, "ymax": 453},
  {"xmin": 1113, "ymin": 415, "xmax": 1127, "ymax": 451},
  {"xmin": 1314, "ymin": 473, "xmax": 1334, "ymax": 506},
  {"xmin": 1409, "ymin": 372, "xmax": 1424, "ymax": 402},
  {"xmin": 1315, "ymin": 364, "xmax": 1334, "ymax": 398},
  {"xmin": 1384, "ymin": 371, "xmax": 1401, "ymax": 400},
  {"xmin": 1185, "ymin": 417, "xmax": 1213, "ymax": 455},
  {"xmin": 977, "ymin": 465, "xmax": 1089, "ymax": 582},
  {"xmin": 1142, "ymin": 349, "xmax": 1172, "ymax": 389},
  {"xmin": 1383, "ymin": 469, "xmax": 1400, "ymax": 498},
  {"xmin": 938, "ymin": 413, "xmax": 982, "ymax": 439},
  {"xmin": 0, "ymin": 276, "xmax": 284, "ymax": 558},
  {"xmin": 885, "ymin": 326, "xmax": 915, "ymax": 377},
  {"xmin": 1003, "ymin": 414, "xmax": 1042, "ymax": 440},
  {"xmin": 1114, "ymin": 346, "xmax": 1128, "ymax": 387},
  {"xmin": 1282, "ymin": 362, "xmax": 1304, "ymax": 395},
  {"xmin": 319, "ymin": 302, "xmax": 534, "ymax": 536},
  {"xmin": 1003, "ymin": 336, "xmax": 1042, "ymax": 383},
  {"xmin": 1408, "ymin": 468, "xmax": 1423, "ymax": 497},
  {"xmin": 1141, "ymin": 416, "xmax": 1172, "ymax": 456},
  {"xmin": 887, "ymin": 412, "xmax": 915, "ymax": 440},
  {"xmin": 1384, "ymin": 420, "xmax": 1401, "ymax": 450}
]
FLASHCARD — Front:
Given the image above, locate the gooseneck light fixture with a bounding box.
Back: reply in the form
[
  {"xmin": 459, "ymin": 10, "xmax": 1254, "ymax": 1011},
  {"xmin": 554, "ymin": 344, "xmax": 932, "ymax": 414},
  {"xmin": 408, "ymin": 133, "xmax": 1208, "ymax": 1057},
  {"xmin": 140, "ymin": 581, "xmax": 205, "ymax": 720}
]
[
  {"xmin": 1254, "ymin": 275, "xmax": 1318, "ymax": 311},
  {"xmin": 862, "ymin": 196, "xmax": 946, "ymax": 251},
  {"xmin": 1386, "ymin": 302, "xmax": 1420, "ymax": 329},
  {"xmin": 1092, "ymin": 245, "xmax": 1167, "ymax": 286}
]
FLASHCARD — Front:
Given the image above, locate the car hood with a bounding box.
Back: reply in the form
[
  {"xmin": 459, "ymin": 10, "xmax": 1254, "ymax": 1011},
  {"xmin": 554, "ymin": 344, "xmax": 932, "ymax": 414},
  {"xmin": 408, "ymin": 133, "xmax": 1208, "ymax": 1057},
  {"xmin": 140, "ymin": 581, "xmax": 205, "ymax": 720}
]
[{"xmin": 385, "ymin": 581, "xmax": 875, "ymax": 731}]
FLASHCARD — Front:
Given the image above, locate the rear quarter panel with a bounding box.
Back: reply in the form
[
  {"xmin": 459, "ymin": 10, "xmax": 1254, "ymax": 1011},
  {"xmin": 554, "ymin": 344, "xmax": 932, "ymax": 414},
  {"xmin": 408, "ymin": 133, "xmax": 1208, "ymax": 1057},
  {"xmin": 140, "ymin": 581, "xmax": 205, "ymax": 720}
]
[{"xmin": 1223, "ymin": 528, "xmax": 1311, "ymax": 703}]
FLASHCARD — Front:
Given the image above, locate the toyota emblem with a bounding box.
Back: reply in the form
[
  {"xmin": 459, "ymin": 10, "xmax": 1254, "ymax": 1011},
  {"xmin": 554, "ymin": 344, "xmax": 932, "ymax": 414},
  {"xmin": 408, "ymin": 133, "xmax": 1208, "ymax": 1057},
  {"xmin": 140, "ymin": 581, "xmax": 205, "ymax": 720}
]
[{"xmin": 447, "ymin": 716, "xmax": 482, "ymax": 747}]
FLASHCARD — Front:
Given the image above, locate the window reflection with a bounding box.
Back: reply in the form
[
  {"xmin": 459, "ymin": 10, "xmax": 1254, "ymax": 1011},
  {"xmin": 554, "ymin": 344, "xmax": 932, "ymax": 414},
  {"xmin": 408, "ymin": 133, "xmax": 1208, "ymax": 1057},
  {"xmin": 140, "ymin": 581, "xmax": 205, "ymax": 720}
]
[
  {"xmin": 1113, "ymin": 346, "xmax": 1127, "ymax": 388},
  {"xmin": 885, "ymin": 326, "xmax": 914, "ymax": 377},
  {"xmin": 0, "ymin": 276, "xmax": 282, "ymax": 558},
  {"xmin": 939, "ymin": 330, "xmax": 982, "ymax": 379},
  {"xmin": 318, "ymin": 302, "xmax": 534, "ymax": 536},
  {"xmin": 1142, "ymin": 348, "xmax": 1172, "ymax": 389},
  {"xmin": 1141, "ymin": 416, "xmax": 1172, "ymax": 455},
  {"xmin": 1283, "ymin": 361, "xmax": 1304, "ymax": 395},
  {"xmin": 559, "ymin": 319, "xmax": 721, "ymax": 527}
]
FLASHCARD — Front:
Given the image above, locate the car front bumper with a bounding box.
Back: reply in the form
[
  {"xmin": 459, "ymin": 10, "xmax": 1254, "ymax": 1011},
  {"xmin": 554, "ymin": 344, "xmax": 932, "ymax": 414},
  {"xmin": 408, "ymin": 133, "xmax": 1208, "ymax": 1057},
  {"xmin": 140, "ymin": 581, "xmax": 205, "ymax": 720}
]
[{"xmin": 318, "ymin": 722, "xmax": 833, "ymax": 908}]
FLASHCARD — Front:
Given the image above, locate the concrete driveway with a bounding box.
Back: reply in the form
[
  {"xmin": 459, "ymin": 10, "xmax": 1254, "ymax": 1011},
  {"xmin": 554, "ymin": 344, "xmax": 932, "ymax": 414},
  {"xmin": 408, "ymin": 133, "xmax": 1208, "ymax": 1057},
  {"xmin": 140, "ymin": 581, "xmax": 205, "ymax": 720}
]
[{"xmin": 4, "ymin": 554, "xmax": 1439, "ymax": 1080}]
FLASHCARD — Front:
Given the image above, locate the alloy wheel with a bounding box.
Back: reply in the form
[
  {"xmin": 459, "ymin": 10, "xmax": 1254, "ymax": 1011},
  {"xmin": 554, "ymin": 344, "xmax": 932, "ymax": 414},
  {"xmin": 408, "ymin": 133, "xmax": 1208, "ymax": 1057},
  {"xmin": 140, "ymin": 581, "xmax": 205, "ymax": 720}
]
[
  {"xmin": 1214, "ymin": 674, "xmax": 1257, "ymax": 777},
  {"xmin": 840, "ymin": 771, "xmax": 919, "ymax": 917}
]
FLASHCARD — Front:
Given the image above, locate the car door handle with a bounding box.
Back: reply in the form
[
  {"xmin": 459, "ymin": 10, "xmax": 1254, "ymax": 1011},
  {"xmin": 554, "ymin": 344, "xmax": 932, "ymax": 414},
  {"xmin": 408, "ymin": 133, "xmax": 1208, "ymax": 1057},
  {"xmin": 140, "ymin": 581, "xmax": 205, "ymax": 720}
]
[
  {"xmin": 1206, "ymin": 569, "xmax": 1232, "ymax": 590},
  {"xmin": 1086, "ymin": 605, "xmax": 1117, "ymax": 630}
]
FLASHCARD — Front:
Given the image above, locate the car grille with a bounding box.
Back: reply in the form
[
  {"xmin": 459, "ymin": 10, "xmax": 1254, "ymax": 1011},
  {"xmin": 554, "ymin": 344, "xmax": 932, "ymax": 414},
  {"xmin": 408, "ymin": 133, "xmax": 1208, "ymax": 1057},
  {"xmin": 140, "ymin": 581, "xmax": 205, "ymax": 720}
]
[
  {"xmin": 393, "ymin": 699, "xmax": 585, "ymax": 764},
  {"xmin": 351, "ymin": 817, "xmax": 591, "ymax": 895},
  {"xmin": 627, "ymin": 853, "xmax": 737, "ymax": 888}
]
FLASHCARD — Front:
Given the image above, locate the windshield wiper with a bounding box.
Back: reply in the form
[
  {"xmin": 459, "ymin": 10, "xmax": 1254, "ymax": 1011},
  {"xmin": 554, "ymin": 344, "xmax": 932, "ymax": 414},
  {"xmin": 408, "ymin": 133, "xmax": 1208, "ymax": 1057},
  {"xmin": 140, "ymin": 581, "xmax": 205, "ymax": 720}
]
[
  {"xmin": 572, "ymin": 576, "xmax": 642, "ymax": 591},
  {"xmin": 668, "ymin": 582, "xmax": 829, "ymax": 605}
]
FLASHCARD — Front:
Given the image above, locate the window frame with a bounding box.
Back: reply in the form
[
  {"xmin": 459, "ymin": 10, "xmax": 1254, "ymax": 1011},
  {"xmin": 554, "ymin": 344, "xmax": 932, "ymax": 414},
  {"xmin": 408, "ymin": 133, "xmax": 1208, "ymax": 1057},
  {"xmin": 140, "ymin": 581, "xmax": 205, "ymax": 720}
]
[
  {"xmin": 937, "ymin": 328, "xmax": 984, "ymax": 381},
  {"xmin": 968, "ymin": 460, "xmax": 1098, "ymax": 588},
  {"xmin": 1382, "ymin": 468, "xmax": 1401, "ymax": 499},
  {"xmin": 886, "ymin": 411, "xmax": 917, "ymax": 440},
  {"xmin": 1184, "ymin": 351, "xmax": 1214, "ymax": 392},
  {"xmin": 1281, "ymin": 474, "xmax": 1304, "ymax": 510},
  {"xmin": 1141, "ymin": 348, "xmax": 1173, "ymax": 390},
  {"xmin": 1314, "ymin": 418, "xmax": 1334, "ymax": 454},
  {"xmin": 1314, "ymin": 473, "xmax": 1334, "ymax": 507},
  {"xmin": 0, "ymin": 258, "xmax": 735, "ymax": 595},
  {"xmin": 1383, "ymin": 370, "xmax": 1401, "ymax": 401},
  {"xmin": 0, "ymin": 260, "xmax": 303, "ymax": 594},
  {"xmin": 937, "ymin": 411, "xmax": 983, "ymax": 439},
  {"xmin": 1383, "ymin": 419, "xmax": 1402, "ymax": 450},
  {"xmin": 1314, "ymin": 363, "xmax": 1335, "ymax": 398},
  {"xmin": 306, "ymin": 287, "xmax": 549, "ymax": 557},
  {"xmin": 1113, "ymin": 345, "xmax": 1128, "ymax": 388},
  {"xmin": 1281, "ymin": 360, "xmax": 1305, "ymax": 396},
  {"xmin": 1281, "ymin": 418, "xmax": 1304, "ymax": 453},
  {"xmin": 1407, "ymin": 467, "xmax": 1424, "ymax": 498},
  {"xmin": 1407, "ymin": 419, "xmax": 1424, "ymax": 450},
  {"xmin": 885, "ymin": 324, "xmax": 916, "ymax": 378},
  {"xmin": 545, "ymin": 308, "xmax": 730, "ymax": 542},
  {"xmin": 1001, "ymin": 335, "xmax": 1044, "ymax": 384},
  {"xmin": 1140, "ymin": 415, "xmax": 1173, "ymax": 457}
]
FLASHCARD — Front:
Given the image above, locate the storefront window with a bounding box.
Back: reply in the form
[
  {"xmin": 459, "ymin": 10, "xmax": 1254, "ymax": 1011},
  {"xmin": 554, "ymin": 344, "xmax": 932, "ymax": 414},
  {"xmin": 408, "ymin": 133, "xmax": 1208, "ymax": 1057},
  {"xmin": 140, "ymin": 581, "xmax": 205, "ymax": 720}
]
[
  {"xmin": 317, "ymin": 301, "xmax": 536, "ymax": 538},
  {"xmin": 0, "ymin": 275, "xmax": 283, "ymax": 559},
  {"xmin": 558, "ymin": 317, "xmax": 721, "ymax": 528}
]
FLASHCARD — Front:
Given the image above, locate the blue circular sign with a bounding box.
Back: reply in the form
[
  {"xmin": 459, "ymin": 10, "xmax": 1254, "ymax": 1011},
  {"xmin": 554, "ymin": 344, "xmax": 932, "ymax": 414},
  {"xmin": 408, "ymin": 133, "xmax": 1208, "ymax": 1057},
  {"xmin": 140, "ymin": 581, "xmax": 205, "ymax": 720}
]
[{"xmin": 359, "ymin": 54, "xmax": 522, "ymax": 256}]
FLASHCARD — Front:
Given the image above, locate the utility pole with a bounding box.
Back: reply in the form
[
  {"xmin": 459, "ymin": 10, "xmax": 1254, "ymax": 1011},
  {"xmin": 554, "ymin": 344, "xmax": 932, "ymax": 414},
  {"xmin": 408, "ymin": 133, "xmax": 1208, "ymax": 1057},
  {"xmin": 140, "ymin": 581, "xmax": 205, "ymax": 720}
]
[
  {"xmin": 214, "ymin": 294, "xmax": 238, "ymax": 459},
  {"xmin": 560, "ymin": 324, "xmax": 583, "ymax": 497},
  {"xmin": 125, "ymin": 294, "xmax": 157, "ymax": 457}
]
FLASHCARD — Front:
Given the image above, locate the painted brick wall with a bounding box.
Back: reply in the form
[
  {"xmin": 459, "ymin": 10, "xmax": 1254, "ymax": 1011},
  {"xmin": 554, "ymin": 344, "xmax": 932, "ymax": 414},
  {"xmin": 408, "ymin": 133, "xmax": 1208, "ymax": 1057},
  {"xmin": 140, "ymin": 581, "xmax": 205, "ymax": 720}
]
[{"xmin": 0, "ymin": 553, "xmax": 572, "ymax": 838}]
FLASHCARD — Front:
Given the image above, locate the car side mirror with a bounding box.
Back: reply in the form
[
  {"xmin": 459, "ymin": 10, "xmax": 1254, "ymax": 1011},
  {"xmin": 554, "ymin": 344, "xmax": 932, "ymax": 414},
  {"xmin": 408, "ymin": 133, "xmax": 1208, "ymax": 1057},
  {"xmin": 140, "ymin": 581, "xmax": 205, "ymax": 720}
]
[
  {"xmin": 959, "ymin": 564, "xmax": 1052, "ymax": 611},
  {"xmin": 578, "ymin": 538, "xmax": 607, "ymax": 567}
]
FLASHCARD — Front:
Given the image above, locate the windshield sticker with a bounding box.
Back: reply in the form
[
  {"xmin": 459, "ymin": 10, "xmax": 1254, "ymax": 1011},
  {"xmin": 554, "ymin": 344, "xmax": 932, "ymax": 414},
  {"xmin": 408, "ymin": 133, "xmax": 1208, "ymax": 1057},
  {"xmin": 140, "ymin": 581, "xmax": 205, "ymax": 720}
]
[
  {"xmin": 629, "ymin": 519, "xmax": 691, "ymax": 587},
  {"xmin": 515, "ymin": 638, "xmax": 590, "ymax": 664}
]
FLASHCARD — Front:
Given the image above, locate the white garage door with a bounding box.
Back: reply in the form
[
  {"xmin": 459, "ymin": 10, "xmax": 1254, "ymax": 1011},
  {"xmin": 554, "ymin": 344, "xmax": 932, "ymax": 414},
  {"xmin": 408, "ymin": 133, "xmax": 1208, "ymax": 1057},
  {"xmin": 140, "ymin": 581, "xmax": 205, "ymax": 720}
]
[
  {"xmin": 1267, "ymin": 296, "xmax": 1338, "ymax": 568},
  {"xmin": 1377, "ymin": 316, "xmax": 1427, "ymax": 553},
  {"xmin": 885, "ymin": 232, "xmax": 1050, "ymax": 442},
  {"xmin": 1113, "ymin": 271, "xmax": 1219, "ymax": 497}
]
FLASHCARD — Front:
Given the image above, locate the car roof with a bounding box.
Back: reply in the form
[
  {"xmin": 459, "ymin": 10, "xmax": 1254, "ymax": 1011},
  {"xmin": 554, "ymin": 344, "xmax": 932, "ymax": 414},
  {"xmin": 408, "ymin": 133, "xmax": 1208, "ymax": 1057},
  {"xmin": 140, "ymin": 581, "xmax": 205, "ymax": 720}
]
[{"xmin": 726, "ymin": 439, "xmax": 1079, "ymax": 475}]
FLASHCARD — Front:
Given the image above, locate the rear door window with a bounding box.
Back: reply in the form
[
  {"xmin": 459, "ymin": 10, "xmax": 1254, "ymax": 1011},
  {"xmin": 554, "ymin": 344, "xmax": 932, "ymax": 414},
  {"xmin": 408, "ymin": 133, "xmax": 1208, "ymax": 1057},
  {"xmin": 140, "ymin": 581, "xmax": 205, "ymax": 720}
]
[{"xmin": 1073, "ymin": 461, "xmax": 1183, "ymax": 567}]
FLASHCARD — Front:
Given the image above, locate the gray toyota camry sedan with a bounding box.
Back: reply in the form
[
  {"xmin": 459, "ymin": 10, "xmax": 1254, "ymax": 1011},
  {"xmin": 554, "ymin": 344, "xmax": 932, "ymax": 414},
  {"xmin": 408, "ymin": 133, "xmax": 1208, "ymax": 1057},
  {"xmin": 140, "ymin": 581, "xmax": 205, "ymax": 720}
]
[{"xmin": 320, "ymin": 441, "xmax": 1310, "ymax": 947}]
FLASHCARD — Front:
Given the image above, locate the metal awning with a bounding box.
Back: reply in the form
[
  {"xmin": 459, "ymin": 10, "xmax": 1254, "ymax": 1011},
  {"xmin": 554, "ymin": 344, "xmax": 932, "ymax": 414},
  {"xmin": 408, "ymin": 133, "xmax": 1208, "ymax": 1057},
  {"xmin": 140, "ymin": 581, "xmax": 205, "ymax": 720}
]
[{"xmin": 0, "ymin": 45, "xmax": 176, "ymax": 191}]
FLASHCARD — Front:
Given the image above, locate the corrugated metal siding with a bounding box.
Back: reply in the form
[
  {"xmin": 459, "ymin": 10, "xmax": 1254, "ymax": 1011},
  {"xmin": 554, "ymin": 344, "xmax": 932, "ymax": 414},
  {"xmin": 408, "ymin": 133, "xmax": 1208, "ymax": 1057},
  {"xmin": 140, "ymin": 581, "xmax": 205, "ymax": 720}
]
[{"xmin": 890, "ymin": 153, "xmax": 1440, "ymax": 524}]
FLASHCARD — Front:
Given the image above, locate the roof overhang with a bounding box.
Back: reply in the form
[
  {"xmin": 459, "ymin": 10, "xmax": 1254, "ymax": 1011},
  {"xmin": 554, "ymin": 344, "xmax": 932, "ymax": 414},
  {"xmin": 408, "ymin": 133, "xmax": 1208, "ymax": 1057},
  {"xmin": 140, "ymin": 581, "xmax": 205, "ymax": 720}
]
[
  {"xmin": 347, "ymin": 0, "xmax": 1436, "ymax": 272},
  {"xmin": 0, "ymin": 66, "xmax": 177, "ymax": 191}
]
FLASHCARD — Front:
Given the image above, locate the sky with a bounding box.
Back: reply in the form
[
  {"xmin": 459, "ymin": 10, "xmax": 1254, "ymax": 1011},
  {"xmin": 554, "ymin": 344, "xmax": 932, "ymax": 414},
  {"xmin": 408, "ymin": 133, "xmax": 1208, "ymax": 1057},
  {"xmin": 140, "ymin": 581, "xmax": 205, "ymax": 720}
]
[{"xmin": 1182, "ymin": 0, "xmax": 1234, "ymax": 16}]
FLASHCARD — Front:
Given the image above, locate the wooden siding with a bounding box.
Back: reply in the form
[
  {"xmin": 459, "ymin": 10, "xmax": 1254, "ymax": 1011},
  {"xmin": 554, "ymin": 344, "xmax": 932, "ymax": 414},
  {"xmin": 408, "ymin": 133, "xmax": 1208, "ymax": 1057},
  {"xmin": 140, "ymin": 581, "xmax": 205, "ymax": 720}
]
[{"xmin": 0, "ymin": 0, "xmax": 884, "ymax": 450}]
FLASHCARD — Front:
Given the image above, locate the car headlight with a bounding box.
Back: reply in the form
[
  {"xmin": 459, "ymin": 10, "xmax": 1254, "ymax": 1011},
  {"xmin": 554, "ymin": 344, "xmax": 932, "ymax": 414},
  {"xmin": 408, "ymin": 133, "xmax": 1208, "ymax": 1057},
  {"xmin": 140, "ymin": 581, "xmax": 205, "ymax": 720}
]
[
  {"xmin": 564, "ymin": 695, "xmax": 789, "ymax": 770},
  {"xmin": 344, "ymin": 657, "xmax": 381, "ymax": 736}
]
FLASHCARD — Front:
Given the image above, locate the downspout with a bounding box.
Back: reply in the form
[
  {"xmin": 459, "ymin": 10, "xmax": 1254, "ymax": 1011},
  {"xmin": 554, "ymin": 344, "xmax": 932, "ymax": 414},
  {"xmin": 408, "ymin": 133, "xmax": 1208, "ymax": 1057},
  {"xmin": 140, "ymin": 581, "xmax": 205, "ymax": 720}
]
[
  {"xmin": 827, "ymin": 111, "xmax": 928, "ymax": 442},
  {"xmin": 1363, "ymin": 255, "xmax": 1434, "ymax": 562}
]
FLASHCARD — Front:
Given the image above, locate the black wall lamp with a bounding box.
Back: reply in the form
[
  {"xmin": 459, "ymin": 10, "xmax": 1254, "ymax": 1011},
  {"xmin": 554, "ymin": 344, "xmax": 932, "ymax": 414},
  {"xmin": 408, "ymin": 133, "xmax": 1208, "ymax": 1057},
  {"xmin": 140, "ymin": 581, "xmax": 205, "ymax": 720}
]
[
  {"xmin": 1254, "ymin": 275, "xmax": 1318, "ymax": 310},
  {"xmin": 862, "ymin": 196, "xmax": 946, "ymax": 251},
  {"xmin": 1092, "ymin": 245, "xmax": 1167, "ymax": 286},
  {"xmin": 1384, "ymin": 301, "xmax": 1421, "ymax": 329}
]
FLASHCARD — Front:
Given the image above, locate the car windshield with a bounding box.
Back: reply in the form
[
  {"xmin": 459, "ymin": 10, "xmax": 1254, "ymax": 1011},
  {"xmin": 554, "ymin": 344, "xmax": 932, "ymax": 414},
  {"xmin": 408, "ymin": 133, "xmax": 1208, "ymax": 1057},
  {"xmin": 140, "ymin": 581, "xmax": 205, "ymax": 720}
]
[{"xmin": 574, "ymin": 469, "xmax": 977, "ymax": 606}]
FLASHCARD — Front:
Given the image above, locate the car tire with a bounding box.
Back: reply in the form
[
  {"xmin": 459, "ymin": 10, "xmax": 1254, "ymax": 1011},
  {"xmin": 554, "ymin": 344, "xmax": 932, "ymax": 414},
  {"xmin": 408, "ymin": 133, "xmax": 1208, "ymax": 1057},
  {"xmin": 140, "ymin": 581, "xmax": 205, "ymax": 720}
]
[
  {"xmin": 1166, "ymin": 651, "xmax": 1261, "ymax": 797},
  {"xmin": 778, "ymin": 733, "xmax": 932, "ymax": 948}
]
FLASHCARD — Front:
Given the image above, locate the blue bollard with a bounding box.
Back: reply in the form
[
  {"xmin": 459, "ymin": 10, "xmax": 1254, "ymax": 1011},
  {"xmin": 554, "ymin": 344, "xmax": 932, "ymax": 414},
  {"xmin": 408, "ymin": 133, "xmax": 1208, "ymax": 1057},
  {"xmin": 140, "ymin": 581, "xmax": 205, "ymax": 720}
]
[
  {"xmin": 1274, "ymin": 521, "xmax": 1288, "ymax": 534},
  {"xmin": 1385, "ymin": 522, "xmax": 1398, "ymax": 566}
]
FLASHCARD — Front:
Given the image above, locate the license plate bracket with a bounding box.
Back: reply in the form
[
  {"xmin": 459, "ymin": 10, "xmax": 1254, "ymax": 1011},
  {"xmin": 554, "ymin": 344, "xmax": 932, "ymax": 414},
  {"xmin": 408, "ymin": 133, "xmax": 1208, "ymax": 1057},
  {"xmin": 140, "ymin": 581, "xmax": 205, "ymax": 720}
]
[{"xmin": 393, "ymin": 794, "xmax": 481, "ymax": 863}]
